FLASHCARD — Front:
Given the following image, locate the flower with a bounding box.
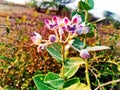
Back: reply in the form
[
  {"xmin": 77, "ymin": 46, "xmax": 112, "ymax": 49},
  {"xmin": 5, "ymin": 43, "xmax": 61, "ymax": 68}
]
[
  {"xmin": 80, "ymin": 23, "xmax": 90, "ymax": 34},
  {"xmin": 71, "ymin": 14, "xmax": 82, "ymax": 25},
  {"xmin": 58, "ymin": 14, "xmax": 82, "ymax": 34},
  {"xmin": 31, "ymin": 31, "xmax": 42, "ymax": 45},
  {"xmin": 44, "ymin": 16, "xmax": 60, "ymax": 30},
  {"xmin": 80, "ymin": 49, "xmax": 90, "ymax": 58},
  {"xmin": 49, "ymin": 34, "xmax": 56, "ymax": 42}
]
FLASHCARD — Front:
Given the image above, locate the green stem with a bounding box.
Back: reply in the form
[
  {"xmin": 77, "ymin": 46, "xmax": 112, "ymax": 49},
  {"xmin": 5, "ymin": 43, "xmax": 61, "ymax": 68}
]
[
  {"xmin": 85, "ymin": 0, "xmax": 88, "ymax": 23},
  {"xmin": 84, "ymin": 0, "xmax": 91, "ymax": 88},
  {"xmin": 84, "ymin": 36, "xmax": 86, "ymax": 47},
  {"xmin": 62, "ymin": 43, "xmax": 65, "ymax": 80},
  {"xmin": 85, "ymin": 59, "xmax": 91, "ymax": 89}
]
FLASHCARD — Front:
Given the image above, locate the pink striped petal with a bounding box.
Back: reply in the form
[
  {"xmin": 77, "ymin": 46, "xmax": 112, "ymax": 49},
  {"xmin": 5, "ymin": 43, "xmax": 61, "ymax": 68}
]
[
  {"xmin": 63, "ymin": 17, "xmax": 70, "ymax": 25},
  {"xmin": 44, "ymin": 19, "xmax": 51, "ymax": 25},
  {"xmin": 52, "ymin": 16, "xmax": 58, "ymax": 23},
  {"xmin": 71, "ymin": 14, "xmax": 82, "ymax": 24}
]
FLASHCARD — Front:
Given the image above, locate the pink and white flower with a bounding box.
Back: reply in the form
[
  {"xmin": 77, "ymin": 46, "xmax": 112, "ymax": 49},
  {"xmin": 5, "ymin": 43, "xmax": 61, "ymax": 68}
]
[
  {"xmin": 31, "ymin": 31, "xmax": 42, "ymax": 45},
  {"xmin": 71, "ymin": 14, "xmax": 82, "ymax": 25},
  {"xmin": 44, "ymin": 16, "xmax": 60, "ymax": 30}
]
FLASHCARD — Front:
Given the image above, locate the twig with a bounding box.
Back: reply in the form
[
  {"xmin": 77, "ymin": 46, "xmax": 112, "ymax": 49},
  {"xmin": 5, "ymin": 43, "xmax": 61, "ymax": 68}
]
[
  {"xmin": 95, "ymin": 79, "xmax": 120, "ymax": 90},
  {"xmin": 89, "ymin": 68, "xmax": 103, "ymax": 90}
]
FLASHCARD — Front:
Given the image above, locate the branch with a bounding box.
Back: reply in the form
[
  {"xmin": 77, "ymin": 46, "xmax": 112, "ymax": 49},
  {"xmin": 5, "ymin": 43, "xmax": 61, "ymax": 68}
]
[
  {"xmin": 95, "ymin": 79, "xmax": 120, "ymax": 90},
  {"xmin": 89, "ymin": 69, "xmax": 103, "ymax": 90}
]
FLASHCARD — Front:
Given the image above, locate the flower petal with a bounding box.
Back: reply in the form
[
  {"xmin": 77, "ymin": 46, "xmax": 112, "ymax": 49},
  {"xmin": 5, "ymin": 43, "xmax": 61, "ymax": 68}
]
[
  {"xmin": 44, "ymin": 19, "xmax": 51, "ymax": 25},
  {"xmin": 52, "ymin": 16, "xmax": 58, "ymax": 23},
  {"xmin": 63, "ymin": 17, "xmax": 70, "ymax": 25},
  {"xmin": 71, "ymin": 14, "xmax": 82, "ymax": 24},
  {"xmin": 31, "ymin": 31, "xmax": 42, "ymax": 45}
]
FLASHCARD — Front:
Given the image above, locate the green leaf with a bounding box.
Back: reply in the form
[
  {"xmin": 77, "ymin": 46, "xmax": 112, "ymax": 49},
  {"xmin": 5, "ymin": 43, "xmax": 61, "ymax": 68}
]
[
  {"xmin": 64, "ymin": 57, "xmax": 85, "ymax": 68},
  {"xmin": 88, "ymin": 0, "xmax": 94, "ymax": 9},
  {"xmin": 63, "ymin": 78, "xmax": 80, "ymax": 88},
  {"xmin": 60, "ymin": 58, "xmax": 84, "ymax": 79},
  {"xmin": 86, "ymin": 23, "xmax": 95, "ymax": 37},
  {"xmin": 44, "ymin": 72, "xmax": 64, "ymax": 88},
  {"xmin": 86, "ymin": 46, "xmax": 110, "ymax": 51},
  {"xmin": 46, "ymin": 46, "xmax": 62, "ymax": 63},
  {"xmin": 64, "ymin": 83, "xmax": 90, "ymax": 90},
  {"xmin": 86, "ymin": 31, "xmax": 94, "ymax": 37},
  {"xmin": 33, "ymin": 75, "xmax": 58, "ymax": 90},
  {"xmin": 78, "ymin": 0, "xmax": 94, "ymax": 10},
  {"xmin": 64, "ymin": 65, "xmax": 79, "ymax": 79},
  {"xmin": 78, "ymin": 1, "xmax": 91, "ymax": 10},
  {"xmin": 72, "ymin": 38, "xmax": 84, "ymax": 50},
  {"xmin": 50, "ymin": 43, "xmax": 62, "ymax": 53}
]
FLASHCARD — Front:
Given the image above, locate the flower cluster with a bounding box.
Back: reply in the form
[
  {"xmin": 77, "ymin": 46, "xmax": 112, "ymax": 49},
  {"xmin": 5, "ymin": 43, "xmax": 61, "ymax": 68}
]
[{"xmin": 31, "ymin": 14, "xmax": 90, "ymax": 58}]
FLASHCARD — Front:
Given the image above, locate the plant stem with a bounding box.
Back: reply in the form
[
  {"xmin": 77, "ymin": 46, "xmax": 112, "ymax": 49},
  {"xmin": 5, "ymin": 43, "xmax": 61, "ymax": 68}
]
[
  {"xmin": 85, "ymin": 59, "xmax": 91, "ymax": 89},
  {"xmin": 85, "ymin": 0, "xmax": 88, "ymax": 23},
  {"xmin": 62, "ymin": 43, "xmax": 65, "ymax": 80},
  {"xmin": 95, "ymin": 79, "xmax": 120, "ymax": 90},
  {"xmin": 84, "ymin": 0, "xmax": 91, "ymax": 88},
  {"xmin": 84, "ymin": 36, "xmax": 86, "ymax": 47}
]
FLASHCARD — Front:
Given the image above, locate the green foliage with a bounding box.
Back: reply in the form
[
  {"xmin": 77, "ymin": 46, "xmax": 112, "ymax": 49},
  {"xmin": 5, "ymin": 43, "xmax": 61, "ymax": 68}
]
[
  {"xmin": 44, "ymin": 72, "xmax": 64, "ymax": 88},
  {"xmin": 72, "ymin": 38, "xmax": 84, "ymax": 50},
  {"xmin": 88, "ymin": 0, "xmax": 94, "ymax": 9},
  {"xmin": 63, "ymin": 78, "xmax": 80, "ymax": 88},
  {"xmin": 78, "ymin": 0, "xmax": 94, "ymax": 10},
  {"xmin": 33, "ymin": 72, "xmax": 90, "ymax": 90},
  {"xmin": 78, "ymin": 1, "xmax": 91, "ymax": 10},
  {"xmin": 47, "ymin": 45, "xmax": 62, "ymax": 63},
  {"xmin": 60, "ymin": 58, "xmax": 84, "ymax": 79},
  {"xmin": 33, "ymin": 75, "xmax": 57, "ymax": 90},
  {"xmin": 64, "ymin": 83, "xmax": 90, "ymax": 90}
]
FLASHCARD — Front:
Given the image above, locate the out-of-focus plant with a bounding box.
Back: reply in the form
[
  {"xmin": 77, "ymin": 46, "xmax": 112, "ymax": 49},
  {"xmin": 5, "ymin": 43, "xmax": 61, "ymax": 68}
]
[
  {"xmin": 31, "ymin": 0, "xmax": 118, "ymax": 90},
  {"xmin": 104, "ymin": 11, "xmax": 120, "ymax": 29},
  {"xmin": 26, "ymin": 0, "xmax": 74, "ymax": 16}
]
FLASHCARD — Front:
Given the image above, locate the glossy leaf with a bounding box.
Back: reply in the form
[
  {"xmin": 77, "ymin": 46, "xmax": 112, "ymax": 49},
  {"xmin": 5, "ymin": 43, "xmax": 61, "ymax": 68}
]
[
  {"xmin": 44, "ymin": 72, "xmax": 64, "ymax": 88},
  {"xmin": 64, "ymin": 65, "xmax": 79, "ymax": 79},
  {"xmin": 64, "ymin": 57, "xmax": 85, "ymax": 68},
  {"xmin": 46, "ymin": 46, "xmax": 62, "ymax": 63},
  {"xmin": 78, "ymin": 0, "xmax": 94, "ymax": 10},
  {"xmin": 78, "ymin": 1, "xmax": 91, "ymax": 10},
  {"xmin": 60, "ymin": 58, "xmax": 84, "ymax": 79},
  {"xmin": 72, "ymin": 38, "xmax": 84, "ymax": 50},
  {"xmin": 33, "ymin": 75, "xmax": 58, "ymax": 90},
  {"xmin": 63, "ymin": 78, "xmax": 80, "ymax": 88},
  {"xmin": 88, "ymin": 0, "xmax": 94, "ymax": 9},
  {"xmin": 64, "ymin": 83, "xmax": 90, "ymax": 90},
  {"xmin": 50, "ymin": 43, "xmax": 62, "ymax": 53}
]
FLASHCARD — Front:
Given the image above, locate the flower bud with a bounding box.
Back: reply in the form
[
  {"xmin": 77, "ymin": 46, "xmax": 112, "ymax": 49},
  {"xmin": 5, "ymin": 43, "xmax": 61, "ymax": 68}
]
[
  {"xmin": 80, "ymin": 49, "xmax": 90, "ymax": 59},
  {"xmin": 49, "ymin": 34, "xmax": 56, "ymax": 42}
]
